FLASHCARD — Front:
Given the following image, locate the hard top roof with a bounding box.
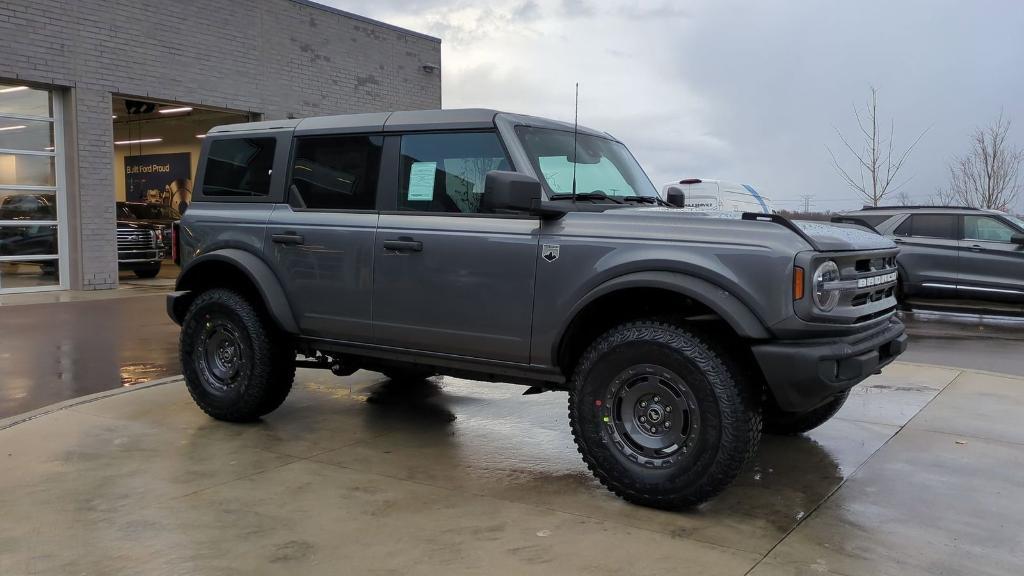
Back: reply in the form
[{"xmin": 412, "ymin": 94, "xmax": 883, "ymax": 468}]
[
  {"xmin": 206, "ymin": 108, "xmax": 613, "ymax": 139},
  {"xmin": 842, "ymin": 206, "xmax": 1004, "ymax": 216}
]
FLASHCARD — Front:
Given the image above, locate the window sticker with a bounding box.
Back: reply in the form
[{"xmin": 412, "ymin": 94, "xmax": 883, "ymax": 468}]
[{"xmin": 407, "ymin": 161, "xmax": 437, "ymax": 201}]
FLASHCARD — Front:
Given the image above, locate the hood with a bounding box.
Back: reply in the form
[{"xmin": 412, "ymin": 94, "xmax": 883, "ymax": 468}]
[
  {"xmin": 791, "ymin": 220, "xmax": 895, "ymax": 251},
  {"xmin": 573, "ymin": 206, "xmax": 896, "ymax": 252}
]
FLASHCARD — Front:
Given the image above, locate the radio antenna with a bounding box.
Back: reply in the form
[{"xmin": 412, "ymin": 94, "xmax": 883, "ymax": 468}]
[{"xmin": 571, "ymin": 82, "xmax": 579, "ymax": 204}]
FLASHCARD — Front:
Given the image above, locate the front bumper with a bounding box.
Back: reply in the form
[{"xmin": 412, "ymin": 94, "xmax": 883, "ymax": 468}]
[{"xmin": 751, "ymin": 317, "xmax": 907, "ymax": 412}]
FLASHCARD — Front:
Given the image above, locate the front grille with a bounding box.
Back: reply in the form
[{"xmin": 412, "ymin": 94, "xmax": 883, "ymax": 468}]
[{"xmin": 117, "ymin": 229, "xmax": 155, "ymax": 251}]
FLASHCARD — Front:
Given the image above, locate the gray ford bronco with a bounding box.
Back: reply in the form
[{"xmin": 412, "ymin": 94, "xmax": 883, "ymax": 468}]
[{"xmin": 167, "ymin": 109, "xmax": 907, "ymax": 508}]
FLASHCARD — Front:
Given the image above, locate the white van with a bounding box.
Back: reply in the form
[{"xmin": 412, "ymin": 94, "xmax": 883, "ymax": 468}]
[{"xmin": 661, "ymin": 179, "xmax": 774, "ymax": 214}]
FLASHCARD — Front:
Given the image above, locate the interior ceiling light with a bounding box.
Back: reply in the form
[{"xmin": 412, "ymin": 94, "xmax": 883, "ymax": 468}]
[
  {"xmin": 0, "ymin": 86, "xmax": 29, "ymax": 94},
  {"xmin": 0, "ymin": 125, "xmax": 27, "ymax": 131},
  {"xmin": 158, "ymin": 106, "xmax": 193, "ymax": 114},
  {"xmin": 114, "ymin": 138, "xmax": 162, "ymax": 145}
]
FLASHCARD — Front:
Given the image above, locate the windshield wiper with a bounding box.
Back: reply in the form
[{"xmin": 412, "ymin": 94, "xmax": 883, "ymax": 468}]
[
  {"xmin": 549, "ymin": 192, "xmax": 624, "ymax": 204},
  {"xmin": 619, "ymin": 195, "xmax": 671, "ymax": 207}
]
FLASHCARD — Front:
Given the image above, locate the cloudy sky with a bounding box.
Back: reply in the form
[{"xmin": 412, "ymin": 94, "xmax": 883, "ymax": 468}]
[{"xmin": 329, "ymin": 0, "xmax": 1024, "ymax": 212}]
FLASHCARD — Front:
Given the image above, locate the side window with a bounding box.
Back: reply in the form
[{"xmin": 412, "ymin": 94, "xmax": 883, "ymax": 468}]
[
  {"xmin": 203, "ymin": 138, "xmax": 276, "ymax": 197},
  {"xmin": 902, "ymin": 214, "xmax": 958, "ymax": 239},
  {"xmin": 398, "ymin": 132, "xmax": 511, "ymax": 214},
  {"xmin": 964, "ymin": 215, "xmax": 1015, "ymax": 242},
  {"xmin": 289, "ymin": 135, "xmax": 382, "ymax": 210}
]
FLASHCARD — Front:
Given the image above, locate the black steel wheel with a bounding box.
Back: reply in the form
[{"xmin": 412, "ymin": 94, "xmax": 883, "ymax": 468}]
[
  {"xmin": 569, "ymin": 320, "xmax": 761, "ymax": 509},
  {"xmin": 180, "ymin": 288, "xmax": 294, "ymax": 422}
]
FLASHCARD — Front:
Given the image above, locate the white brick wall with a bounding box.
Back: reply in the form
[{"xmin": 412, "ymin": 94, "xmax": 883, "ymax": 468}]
[{"xmin": 0, "ymin": 0, "xmax": 442, "ymax": 289}]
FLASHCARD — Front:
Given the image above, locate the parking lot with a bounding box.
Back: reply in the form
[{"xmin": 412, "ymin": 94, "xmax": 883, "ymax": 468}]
[{"xmin": 1, "ymin": 355, "xmax": 1021, "ymax": 575}]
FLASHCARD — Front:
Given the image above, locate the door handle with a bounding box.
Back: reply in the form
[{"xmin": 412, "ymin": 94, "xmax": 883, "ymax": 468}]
[
  {"xmin": 893, "ymin": 238, "xmax": 906, "ymax": 244},
  {"xmin": 383, "ymin": 239, "xmax": 423, "ymax": 252},
  {"xmin": 272, "ymin": 233, "xmax": 304, "ymax": 245},
  {"xmin": 968, "ymin": 244, "xmax": 983, "ymax": 252}
]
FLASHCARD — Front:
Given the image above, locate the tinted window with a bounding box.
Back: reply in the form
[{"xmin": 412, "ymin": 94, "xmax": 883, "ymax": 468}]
[
  {"xmin": 964, "ymin": 215, "xmax": 1016, "ymax": 242},
  {"xmin": 290, "ymin": 135, "xmax": 382, "ymax": 210},
  {"xmin": 398, "ymin": 132, "xmax": 511, "ymax": 214},
  {"xmin": 203, "ymin": 138, "xmax": 276, "ymax": 197},
  {"xmin": 900, "ymin": 214, "xmax": 958, "ymax": 239}
]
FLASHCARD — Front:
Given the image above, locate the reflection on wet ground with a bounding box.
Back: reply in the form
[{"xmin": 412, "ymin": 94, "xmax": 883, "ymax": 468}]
[
  {"xmin": 4, "ymin": 361, "xmax": 1021, "ymax": 575},
  {"xmin": 0, "ymin": 295, "xmax": 180, "ymax": 417}
]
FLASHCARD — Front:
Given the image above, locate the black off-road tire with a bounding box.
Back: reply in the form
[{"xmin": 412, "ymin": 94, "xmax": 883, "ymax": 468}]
[
  {"xmin": 133, "ymin": 265, "xmax": 161, "ymax": 279},
  {"xmin": 180, "ymin": 288, "xmax": 295, "ymax": 422},
  {"xmin": 764, "ymin": 390, "xmax": 849, "ymax": 435},
  {"xmin": 568, "ymin": 320, "xmax": 762, "ymax": 509}
]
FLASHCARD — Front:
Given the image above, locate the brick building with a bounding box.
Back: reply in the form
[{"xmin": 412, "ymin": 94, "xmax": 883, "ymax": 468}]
[{"xmin": 0, "ymin": 0, "xmax": 441, "ymax": 292}]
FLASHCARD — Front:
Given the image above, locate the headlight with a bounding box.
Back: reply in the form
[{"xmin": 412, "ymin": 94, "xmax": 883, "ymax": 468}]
[{"xmin": 812, "ymin": 260, "xmax": 841, "ymax": 312}]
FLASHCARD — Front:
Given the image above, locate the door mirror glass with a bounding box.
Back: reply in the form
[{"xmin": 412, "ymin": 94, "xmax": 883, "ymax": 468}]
[
  {"xmin": 664, "ymin": 185, "xmax": 686, "ymax": 207},
  {"xmin": 1012, "ymin": 233, "xmax": 1024, "ymax": 246},
  {"xmin": 482, "ymin": 171, "xmax": 543, "ymax": 214}
]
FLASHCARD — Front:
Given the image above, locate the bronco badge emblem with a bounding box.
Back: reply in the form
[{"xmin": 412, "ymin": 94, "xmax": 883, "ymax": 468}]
[{"xmin": 542, "ymin": 244, "xmax": 560, "ymax": 262}]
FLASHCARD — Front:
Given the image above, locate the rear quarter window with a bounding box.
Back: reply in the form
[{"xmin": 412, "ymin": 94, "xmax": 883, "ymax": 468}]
[{"xmin": 201, "ymin": 138, "xmax": 277, "ymax": 197}]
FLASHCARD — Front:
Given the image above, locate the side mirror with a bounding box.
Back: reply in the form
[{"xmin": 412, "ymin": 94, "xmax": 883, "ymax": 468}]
[
  {"xmin": 1012, "ymin": 233, "xmax": 1024, "ymax": 246},
  {"xmin": 483, "ymin": 171, "xmax": 564, "ymax": 218},
  {"xmin": 664, "ymin": 185, "xmax": 686, "ymax": 207}
]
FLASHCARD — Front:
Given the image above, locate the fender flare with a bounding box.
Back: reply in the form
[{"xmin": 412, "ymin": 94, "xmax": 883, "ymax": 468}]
[
  {"xmin": 175, "ymin": 248, "xmax": 299, "ymax": 334},
  {"xmin": 553, "ymin": 270, "xmax": 771, "ymax": 360}
]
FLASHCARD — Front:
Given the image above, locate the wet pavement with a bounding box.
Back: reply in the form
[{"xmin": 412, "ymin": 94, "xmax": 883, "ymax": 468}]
[
  {"xmin": 0, "ymin": 291, "xmax": 1022, "ymax": 419},
  {"xmin": 1, "ymin": 362, "xmax": 1021, "ymax": 575},
  {"xmin": 0, "ymin": 294, "xmax": 180, "ymax": 418}
]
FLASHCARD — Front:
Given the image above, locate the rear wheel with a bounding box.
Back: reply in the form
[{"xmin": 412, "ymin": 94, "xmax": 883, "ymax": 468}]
[
  {"xmin": 764, "ymin": 390, "xmax": 849, "ymax": 435},
  {"xmin": 133, "ymin": 264, "xmax": 161, "ymax": 279},
  {"xmin": 180, "ymin": 288, "xmax": 294, "ymax": 422},
  {"xmin": 568, "ymin": 320, "xmax": 761, "ymax": 509}
]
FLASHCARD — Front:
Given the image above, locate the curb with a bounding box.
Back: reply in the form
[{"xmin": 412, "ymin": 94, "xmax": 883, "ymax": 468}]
[{"xmin": 0, "ymin": 375, "xmax": 184, "ymax": 431}]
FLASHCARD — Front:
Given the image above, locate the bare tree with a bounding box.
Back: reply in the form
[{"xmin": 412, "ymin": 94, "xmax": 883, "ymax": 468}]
[
  {"xmin": 895, "ymin": 190, "xmax": 913, "ymax": 206},
  {"xmin": 942, "ymin": 113, "xmax": 1023, "ymax": 211},
  {"xmin": 828, "ymin": 86, "xmax": 928, "ymax": 206},
  {"xmin": 930, "ymin": 186, "xmax": 958, "ymax": 206}
]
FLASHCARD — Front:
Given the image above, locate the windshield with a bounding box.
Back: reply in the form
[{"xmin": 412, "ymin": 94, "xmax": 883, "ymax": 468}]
[
  {"xmin": 118, "ymin": 203, "xmax": 180, "ymax": 221},
  {"xmin": 515, "ymin": 126, "xmax": 658, "ymax": 199}
]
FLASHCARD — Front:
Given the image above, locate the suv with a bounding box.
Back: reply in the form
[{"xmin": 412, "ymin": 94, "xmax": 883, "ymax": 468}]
[
  {"xmin": 167, "ymin": 109, "xmax": 907, "ymax": 508},
  {"xmin": 838, "ymin": 206, "xmax": 1024, "ymax": 302}
]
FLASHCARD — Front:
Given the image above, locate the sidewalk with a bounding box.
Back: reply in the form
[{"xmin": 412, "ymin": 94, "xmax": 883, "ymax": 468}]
[{"xmin": 2, "ymin": 362, "xmax": 1021, "ymax": 575}]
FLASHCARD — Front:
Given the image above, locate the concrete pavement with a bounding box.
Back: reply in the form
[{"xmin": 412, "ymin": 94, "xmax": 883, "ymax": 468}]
[{"xmin": 2, "ymin": 362, "xmax": 1021, "ymax": 575}]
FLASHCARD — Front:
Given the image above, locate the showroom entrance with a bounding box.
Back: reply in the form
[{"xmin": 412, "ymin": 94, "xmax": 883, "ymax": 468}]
[
  {"xmin": 0, "ymin": 82, "xmax": 66, "ymax": 293},
  {"xmin": 111, "ymin": 96, "xmax": 253, "ymax": 282}
]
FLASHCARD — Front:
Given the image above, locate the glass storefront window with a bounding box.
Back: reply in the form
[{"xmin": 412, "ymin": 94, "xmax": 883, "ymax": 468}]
[
  {"xmin": 0, "ymin": 83, "xmax": 52, "ymax": 118},
  {"xmin": 0, "ymin": 224, "xmax": 58, "ymax": 256},
  {"xmin": 0, "ymin": 153, "xmax": 56, "ymax": 186},
  {"xmin": 0, "ymin": 117, "xmax": 54, "ymax": 151},
  {"xmin": 0, "ymin": 83, "xmax": 62, "ymax": 293},
  {"xmin": 0, "ymin": 191, "xmax": 57, "ymax": 220},
  {"xmin": 0, "ymin": 261, "xmax": 59, "ymax": 290}
]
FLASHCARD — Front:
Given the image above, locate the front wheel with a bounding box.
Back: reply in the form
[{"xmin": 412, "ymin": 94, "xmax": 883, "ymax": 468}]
[
  {"xmin": 568, "ymin": 320, "xmax": 761, "ymax": 509},
  {"xmin": 180, "ymin": 288, "xmax": 294, "ymax": 422}
]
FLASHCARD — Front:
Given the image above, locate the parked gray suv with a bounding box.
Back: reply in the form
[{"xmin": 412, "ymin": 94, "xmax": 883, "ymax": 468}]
[
  {"xmin": 838, "ymin": 206, "xmax": 1024, "ymax": 302},
  {"xmin": 167, "ymin": 109, "xmax": 907, "ymax": 508}
]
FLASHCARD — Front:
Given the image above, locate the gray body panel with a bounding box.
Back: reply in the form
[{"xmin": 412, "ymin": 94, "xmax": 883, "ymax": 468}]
[
  {"xmin": 264, "ymin": 205, "xmax": 378, "ymax": 341},
  {"xmin": 373, "ymin": 214, "xmax": 540, "ymax": 363}
]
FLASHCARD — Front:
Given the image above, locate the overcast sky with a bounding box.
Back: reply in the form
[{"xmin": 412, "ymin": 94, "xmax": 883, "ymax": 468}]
[{"xmin": 329, "ymin": 0, "xmax": 1024, "ymax": 212}]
